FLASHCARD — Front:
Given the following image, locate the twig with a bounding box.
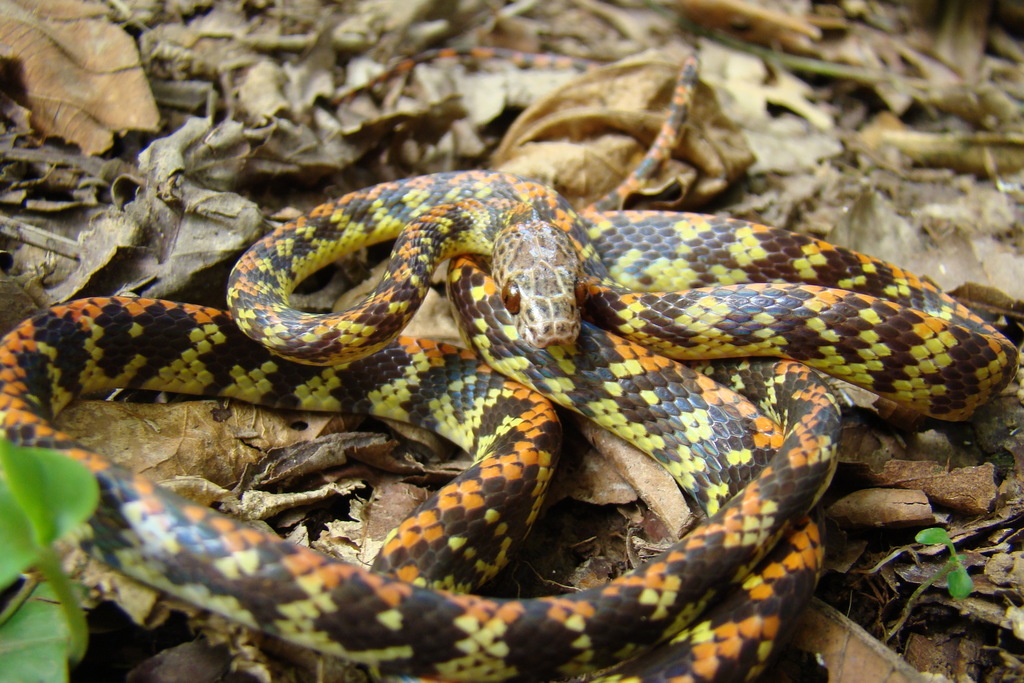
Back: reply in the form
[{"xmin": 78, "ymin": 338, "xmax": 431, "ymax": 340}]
[{"xmin": 0, "ymin": 216, "xmax": 79, "ymax": 261}]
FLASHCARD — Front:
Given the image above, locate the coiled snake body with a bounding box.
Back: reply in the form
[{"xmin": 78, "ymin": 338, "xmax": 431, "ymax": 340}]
[{"xmin": 0, "ymin": 171, "xmax": 1017, "ymax": 679}]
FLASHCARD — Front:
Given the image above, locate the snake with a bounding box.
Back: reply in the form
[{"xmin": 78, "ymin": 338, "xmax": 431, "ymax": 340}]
[{"xmin": 1, "ymin": 57, "xmax": 1020, "ymax": 682}]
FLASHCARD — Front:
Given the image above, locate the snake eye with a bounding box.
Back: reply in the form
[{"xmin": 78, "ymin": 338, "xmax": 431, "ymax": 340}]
[
  {"xmin": 502, "ymin": 283, "xmax": 521, "ymax": 314},
  {"xmin": 574, "ymin": 281, "xmax": 588, "ymax": 307}
]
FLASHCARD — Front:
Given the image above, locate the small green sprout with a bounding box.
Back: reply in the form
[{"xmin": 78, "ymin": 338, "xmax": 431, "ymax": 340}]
[
  {"xmin": 885, "ymin": 526, "xmax": 976, "ymax": 641},
  {"xmin": 915, "ymin": 527, "xmax": 974, "ymax": 600}
]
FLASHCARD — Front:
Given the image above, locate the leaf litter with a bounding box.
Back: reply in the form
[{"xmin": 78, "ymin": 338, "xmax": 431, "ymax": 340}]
[{"xmin": 1, "ymin": 0, "xmax": 1023, "ymax": 681}]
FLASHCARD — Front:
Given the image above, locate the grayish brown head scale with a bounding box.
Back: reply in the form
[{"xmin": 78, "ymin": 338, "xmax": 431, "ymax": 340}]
[{"xmin": 492, "ymin": 220, "xmax": 586, "ymax": 348}]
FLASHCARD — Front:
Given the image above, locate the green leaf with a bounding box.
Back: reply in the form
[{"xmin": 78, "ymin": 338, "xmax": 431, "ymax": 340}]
[
  {"xmin": 0, "ymin": 581, "xmax": 71, "ymax": 682},
  {"xmin": 0, "ymin": 440, "xmax": 49, "ymax": 545},
  {"xmin": 947, "ymin": 565, "xmax": 974, "ymax": 600},
  {"xmin": 915, "ymin": 527, "xmax": 951, "ymax": 545},
  {"xmin": 0, "ymin": 442, "xmax": 95, "ymax": 667},
  {"xmin": 0, "ymin": 440, "xmax": 99, "ymax": 548},
  {"xmin": 0, "ymin": 480, "xmax": 43, "ymax": 590}
]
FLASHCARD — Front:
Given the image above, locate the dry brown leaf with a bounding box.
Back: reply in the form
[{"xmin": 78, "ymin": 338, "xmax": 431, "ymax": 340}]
[
  {"xmin": 902, "ymin": 631, "xmax": 983, "ymax": 680},
  {"xmin": 66, "ymin": 542, "xmax": 171, "ymax": 627},
  {"xmin": 555, "ymin": 444, "xmax": 638, "ymax": 508},
  {"xmin": 862, "ymin": 460, "xmax": 998, "ymax": 515},
  {"xmin": 227, "ymin": 481, "xmax": 364, "ymax": 522},
  {"xmin": 0, "ymin": 271, "xmax": 37, "ymax": 336},
  {"xmin": 827, "ymin": 488, "xmax": 935, "ymax": 530},
  {"xmin": 56, "ymin": 399, "xmax": 336, "ymax": 487},
  {"xmin": 741, "ymin": 114, "xmax": 843, "ymax": 175},
  {"xmin": 237, "ymin": 60, "xmax": 290, "ymax": 124},
  {"xmin": 0, "ymin": 0, "xmax": 159, "ymax": 155},
  {"xmin": 337, "ymin": 51, "xmax": 579, "ymax": 169},
  {"xmin": 551, "ymin": 425, "xmax": 638, "ymax": 509},
  {"xmin": 334, "ymin": 258, "xmax": 463, "ymax": 347},
  {"xmin": 160, "ymin": 476, "xmax": 233, "ymax": 508},
  {"xmin": 138, "ymin": 12, "xmax": 259, "ymax": 82},
  {"xmin": 699, "ymin": 44, "xmax": 835, "ymax": 131},
  {"xmin": 0, "ymin": 87, "xmax": 30, "ymax": 132},
  {"xmin": 492, "ymin": 54, "xmax": 754, "ymax": 209},
  {"xmin": 986, "ymin": 552, "xmax": 1024, "ymax": 593},
  {"xmin": 244, "ymin": 431, "xmax": 390, "ymax": 489},
  {"xmin": 316, "ymin": 496, "xmax": 385, "ymax": 567},
  {"xmin": 922, "ymin": 2, "xmax": 991, "ymax": 79},
  {"xmin": 865, "ymin": 127, "xmax": 1024, "ymax": 175},
  {"xmin": 575, "ymin": 418, "xmax": 694, "ymax": 536},
  {"xmin": 791, "ymin": 600, "xmax": 934, "ymax": 683},
  {"xmin": 951, "ymin": 282, "xmax": 1024, "ymax": 321},
  {"xmin": 376, "ymin": 415, "xmax": 459, "ymax": 467},
  {"xmin": 831, "ymin": 190, "xmax": 1024, "ymax": 300},
  {"xmin": 676, "ymin": 0, "xmax": 822, "ymax": 53},
  {"xmin": 46, "ymin": 117, "xmax": 270, "ymax": 302},
  {"xmin": 122, "ymin": 641, "xmax": 232, "ymax": 683},
  {"xmin": 236, "ymin": 33, "xmax": 335, "ymax": 126},
  {"xmin": 357, "ymin": 481, "xmax": 432, "ymax": 564},
  {"xmin": 375, "ymin": 58, "xmax": 581, "ymax": 128}
]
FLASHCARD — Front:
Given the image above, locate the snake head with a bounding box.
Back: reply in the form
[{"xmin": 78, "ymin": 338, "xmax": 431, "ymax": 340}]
[{"xmin": 493, "ymin": 219, "xmax": 586, "ymax": 348}]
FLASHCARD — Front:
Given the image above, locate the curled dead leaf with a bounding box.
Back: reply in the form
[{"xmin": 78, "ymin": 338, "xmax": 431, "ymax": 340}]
[
  {"xmin": 0, "ymin": 0, "xmax": 159, "ymax": 155},
  {"xmin": 227, "ymin": 481, "xmax": 365, "ymax": 522},
  {"xmin": 491, "ymin": 54, "xmax": 754, "ymax": 209}
]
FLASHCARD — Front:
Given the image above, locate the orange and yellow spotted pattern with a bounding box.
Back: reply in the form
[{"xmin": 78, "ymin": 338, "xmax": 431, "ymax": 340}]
[{"xmin": 0, "ymin": 50, "xmax": 1017, "ymax": 682}]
